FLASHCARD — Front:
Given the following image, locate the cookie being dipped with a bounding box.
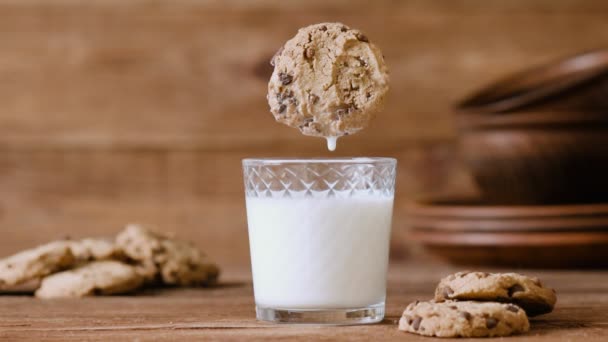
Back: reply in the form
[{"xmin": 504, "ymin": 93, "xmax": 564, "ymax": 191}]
[{"xmin": 268, "ymin": 23, "xmax": 389, "ymax": 150}]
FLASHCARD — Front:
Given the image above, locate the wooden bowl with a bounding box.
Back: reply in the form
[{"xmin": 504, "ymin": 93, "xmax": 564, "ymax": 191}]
[
  {"xmin": 456, "ymin": 49, "xmax": 608, "ymax": 204},
  {"xmin": 409, "ymin": 230, "xmax": 608, "ymax": 268}
]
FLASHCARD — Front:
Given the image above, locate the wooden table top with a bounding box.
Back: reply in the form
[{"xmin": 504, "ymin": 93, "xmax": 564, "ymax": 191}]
[{"xmin": 2, "ymin": 262, "xmax": 608, "ymax": 341}]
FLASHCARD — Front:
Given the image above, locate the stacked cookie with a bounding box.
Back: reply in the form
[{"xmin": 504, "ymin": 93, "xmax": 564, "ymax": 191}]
[
  {"xmin": 0, "ymin": 224, "xmax": 219, "ymax": 298},
  {"xmin": 399, "ymin": 271, "xmax": 557, "ymax": 338}
]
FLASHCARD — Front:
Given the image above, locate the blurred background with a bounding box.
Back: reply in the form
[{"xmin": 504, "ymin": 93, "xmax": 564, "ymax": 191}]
[{"xmin": 1, "ymin": 0, "xmax": 607, "ymax": 270}]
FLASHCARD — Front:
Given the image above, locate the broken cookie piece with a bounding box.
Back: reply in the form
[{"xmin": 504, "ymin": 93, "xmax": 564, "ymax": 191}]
[
  {"xmin": 68, "ymin": 238, "xmax": 123, "ymax": 263},
  {"xmin": 35, "ymin": 260, "xmax": 144, "ymax": 298},
  {"xmin": 0, "ymin": 241, "xmax": 75, "ymax": 287},
  {"xmin": 116, "ymin": 224, "xmax": 219, "ymax": 286}
]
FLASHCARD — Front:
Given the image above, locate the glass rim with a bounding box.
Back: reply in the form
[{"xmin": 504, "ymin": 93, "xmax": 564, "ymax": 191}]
[{"xmin": 242, "ymin": 157, "xmax": 396, "ymax": 166}]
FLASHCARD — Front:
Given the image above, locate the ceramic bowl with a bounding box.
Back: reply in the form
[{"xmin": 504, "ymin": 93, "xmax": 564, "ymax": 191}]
[
  {"xmin": 405, "ymin": 198, "xmax": 608, "ymax": 268},
  {"xmin": 456, "ymin": 49, "xmax": 608, "ymax": 204},
  {"xmin": 409, "ymin": 230, "xmax": 608, "ymax": 268}
]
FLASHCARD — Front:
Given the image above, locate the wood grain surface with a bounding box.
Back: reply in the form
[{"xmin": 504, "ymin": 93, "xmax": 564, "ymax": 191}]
[{"xmin": 2, "ymin": 262, "xmax": 608, "ymax": 341}]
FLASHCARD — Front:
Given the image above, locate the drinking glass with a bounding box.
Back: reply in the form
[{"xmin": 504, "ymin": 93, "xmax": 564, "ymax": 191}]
[{"xmin": 243, "ymin": 158, "xmax": 397, "ymax": 324}]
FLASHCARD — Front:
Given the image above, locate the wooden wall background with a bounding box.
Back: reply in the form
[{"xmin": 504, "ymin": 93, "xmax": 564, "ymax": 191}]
[{"xmin": 0, "ymin": 0, "xmax": 607, "ymax": 270}]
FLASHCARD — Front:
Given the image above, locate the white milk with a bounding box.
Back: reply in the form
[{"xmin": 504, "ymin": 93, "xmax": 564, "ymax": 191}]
[
  {"xmin": 326, "ymin": 137, "xmax": 338, "ymax": 151},
  {"xmin": 246, "ymin": 194, "xmax": 393, "ymax": 309}
]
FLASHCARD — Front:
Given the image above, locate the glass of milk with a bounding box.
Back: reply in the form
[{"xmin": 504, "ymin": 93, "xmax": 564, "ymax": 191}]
[{"xmin": 243, "ymin": 158, "xmax": 397, "ymax": 324}]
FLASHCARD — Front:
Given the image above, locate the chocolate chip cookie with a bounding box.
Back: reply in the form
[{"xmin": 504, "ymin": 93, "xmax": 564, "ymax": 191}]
[
  {"xmin": 116, "ymin": 224, "xmax": 219, "ymax": 286},
  {"xmin": 69, "ymin": 238, "xmax": 123, "ymax": 262},
  {"xmin": 435, "ymin": 271, "xmax": 557, "ymax": 316},
  {"xmin": 0, "ymin": 241, "xmax": 75, "ymax": 287},
  {"xmin": 268, "ymin": 22, "xmax": 389, "ymax": 139},
  {"xmin": 35, "ymin": 260, "xmax": 144, "ymax": 298},
  {"xmin": 399, "ymin": 300, "xmax": 530, "ymax": 338}
]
